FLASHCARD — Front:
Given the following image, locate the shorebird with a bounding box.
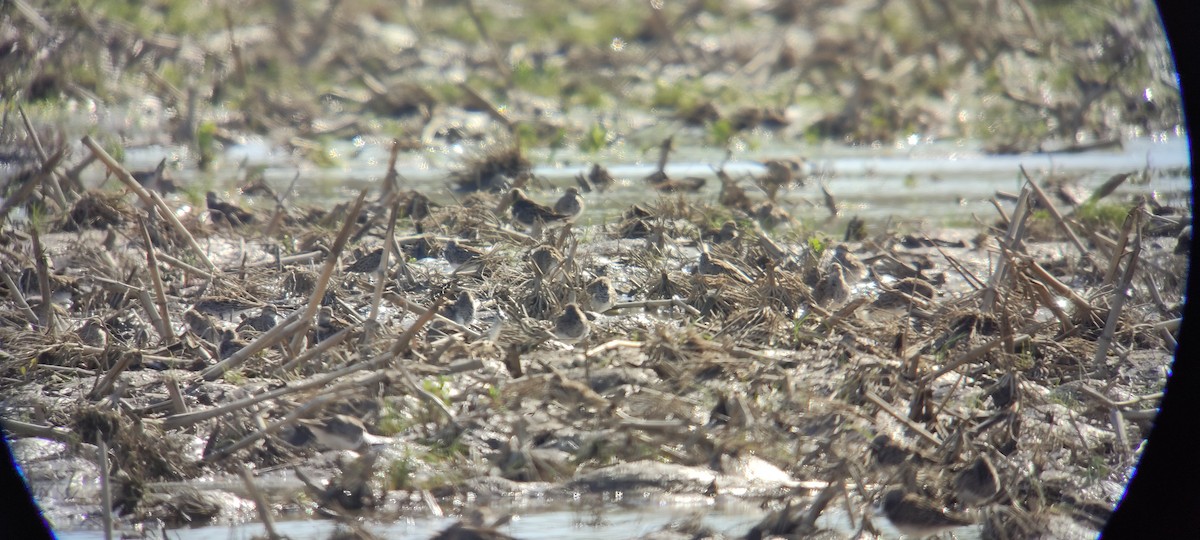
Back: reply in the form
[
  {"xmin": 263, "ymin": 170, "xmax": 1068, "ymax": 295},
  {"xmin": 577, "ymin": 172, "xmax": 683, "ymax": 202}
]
[
  {"xmin": 345, "ymin": 248, "xmax": 384, "ymax": 273},
  {"xmin": 510, "ymin": 188, "xmax": 569, "ymax": 230},
  {"xmin": 78, "ymin": 318, "xmax": 108, "ymax": 348},
  {"xmin": 444, "ymin": 239, "xmax": 485, "ymax": 267},
  {"xmin": 192, "ymin": 296, "xmax": 258, "ymax": 318},
  {"xmin": 698, "ymin": 251, "xmax": 754, "ymax": 284},
  {"xmin": 237, "ymin": 305, "xmax": 279, "ymax": 333},
  {"xmin": 870, "ymin": 434, "xmax": 913, "ymax": 468},
  {"xmin": 832, "ymin": 244, "xmax": 867, "ymax": 281},
  {"xmin": 954, "ymin": 454, "xmax": 1000, "ymax": 506},
  {"xmin": 813, "ymin": 263, "xmax": 850, "ymax": 307},
  {"xmin": 554, "ymin": 187, "xmax": 585, "ymax": 222},
  {"xmin": 759, "ymin": 159, "xmax": 797, "ymax": 199},
  {"xmin": 585, "ymin": 276, "xmax": 616, "ymax": 313},
  {"xmin": 552, "ymin": 303, "xmax": 590, "ymax": 344},
  {"xmin": 184, "ymin": 310, "xmax": 222, "ymax": 343},
  {"xmin": 443, "ymin": 290, "xmax": 477, "ymax": 326},
  {"xmin": 880, "ymin": 489, "xmax": 973, "ymax": 538},
  {"xmin": 299, "ymin": 414, "xmax": 388, "ymax": 451},
  {"xmin": 530, "ymin": 245, "xmax": 564, "ymax": 277},
  {"xmin": 869, "ymin": 434, "xmax": 936, "ymax": 472},
  {"xmin": 218, "ymin": 329, "xmax": 249, "ymax": 359},
  {"xmin": 206, "ymin": 191, "xmax": 254, "ymax": 225},
  {"xmin": 712, "ymin": 220, "xmax": 740, "ymax": 245},
  {"xmin": 315, "ymin": 305, "xmax": 345, "ymax": 342}
]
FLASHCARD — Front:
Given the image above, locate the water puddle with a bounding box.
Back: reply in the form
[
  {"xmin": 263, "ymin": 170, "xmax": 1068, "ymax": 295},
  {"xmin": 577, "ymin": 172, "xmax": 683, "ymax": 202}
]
[{"xmin": 119, "ymin": 135, "xmax": 1190, "ymax": 229}]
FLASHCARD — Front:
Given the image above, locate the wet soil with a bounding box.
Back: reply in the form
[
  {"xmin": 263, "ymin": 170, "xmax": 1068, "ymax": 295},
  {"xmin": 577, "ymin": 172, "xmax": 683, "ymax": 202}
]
[
  {"xmin": 0, "ymin": 1, "xmax": 1190, "ymax": 539},
  {"xmin": 0, "ymin": 175, "xmax": 1187, "ymax": 538}
]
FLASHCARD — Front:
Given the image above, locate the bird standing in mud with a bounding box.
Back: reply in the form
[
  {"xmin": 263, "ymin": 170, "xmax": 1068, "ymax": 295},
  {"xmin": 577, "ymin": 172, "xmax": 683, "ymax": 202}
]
[
  {"xmin": 711, "ymin": 220, "xmax": 740, "ymax": 245},
  {"xmin": 954, "ymin": 454, "xmax": 1000, "ymax": 506},
  {"xmin": 832, "ymin": 244, "xmax": 868, "ymax": 281},
  {"xmin": 315, "ymin": 305, "xmax": 345, "ymax": 342},
  {"xmin": 444, "ymin": 239, "xmax": 485, "ymax": 267},
  {"xmin": 552, "ymin": 303, "xmax": 590, "ymax": 344},
  {"xmin": 530, "ymin": 245, "xmax": 565, "ymax": 277},
  {"xmin": 510, "ymin": 188, "xmax": 570, "ymax": 231},
  {"xmin": 880, "ymin": 489, "xmax": 974, "ymax": 538},
  {"xmin": 218, "ymin": 329, "xmax": 249, "ymax": 359},
  {"xmin": 299, "ymin": 414, "xmax": 388, "ymax": 451},
  {"xmin": 206, "ymin": 191, "xmax": 254, "ymax": 225},
  {"xmin": 585, "ymin": 276, "xmax": 616, "ymax": 313},
  {"xmin": 237, "ymin": 305, "xmax": 279, "ymax": 333},
  {"xmin": 698, "ymin": 250, "xmax": 754, "ymax": 284},
  {"xmin": 78, "ymin": 318, "xmax": 108, "ymax": 348},
  {"xmin": 554, "ymin": 187, "xmax": 585, "ymax": 222},
  {"xmin": 345, "ymin": 248, "xmax": 384, "ymax": 273},
  {"xmin": 813, "ymin": 263, "xmax": 851, "ymax": 307},
  {"xmin": 870, "ymin": 434, "xmax": 921, "ymax": 468},
  {"xmin": 443, "ymin": 290, "xmax": 477, "ymax": 326}
]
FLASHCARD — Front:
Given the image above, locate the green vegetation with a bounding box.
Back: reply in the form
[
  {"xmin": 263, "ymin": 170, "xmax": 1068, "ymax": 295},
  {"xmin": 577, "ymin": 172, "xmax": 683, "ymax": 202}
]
[
  {"xmin": 579, "ymin": 121, "xmax": 609, "ymax": 153},
  {"xmin": 707, "ymin": 118, "xmax": 734, "ymax": 147},
  {"xmin": 2, "ymin": 0, "xmax": 1180, "ymax": 158},
  {"xmin": 387, "ymin": 452, "xmax": 418, "ymax": 490},
  {"xmin": 222, "ymin": 370, "xmax": 246, "ymax": 385},
  {"xmin": 1075, "ymin": 200, "xmax": 1133, "ymax": 230}
]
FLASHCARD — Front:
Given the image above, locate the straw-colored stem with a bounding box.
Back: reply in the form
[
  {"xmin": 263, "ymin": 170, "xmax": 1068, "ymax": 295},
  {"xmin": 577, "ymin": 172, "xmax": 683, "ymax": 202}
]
[
  {"xmin": 138, "ymin": 218, "xmax": 174, "ymax": 342},
  {"xmin": 288, "ymin": 189, "xmax": 368, "ymax": 352},
  {"xmin": 81, "ymin": 136, "xmax": 217, "ymax": 272},
  {"xmin": 173, "ymin": 356, "xmax": 386, "ymax": 429}
]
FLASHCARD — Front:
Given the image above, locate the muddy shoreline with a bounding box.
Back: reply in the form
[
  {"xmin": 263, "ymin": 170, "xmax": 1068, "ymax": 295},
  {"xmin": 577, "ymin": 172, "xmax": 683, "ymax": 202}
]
[
  {"xmin": 1, "ymin": 149, "xmax": 1187, "ymax": 537},
  {"xmin": 1, "ymin": 1, "xmax": 1190, "ymax": 538}
]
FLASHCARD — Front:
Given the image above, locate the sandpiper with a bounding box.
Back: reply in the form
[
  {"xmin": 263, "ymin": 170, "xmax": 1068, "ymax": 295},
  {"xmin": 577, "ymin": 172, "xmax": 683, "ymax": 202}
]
[
  {"xmin": 870, "ymin": 434, "xmax": 913, "ymax": 468},
  {"xmin": 552, "ymin": 303, "xmax": 590, "ymax": 344},
  {"xmin": 698, "ymin": 251, "xmax": 754, "ymax": 284},
  {"xmin": 585, "ymin": 276, "xmax": 616, "ymax": 313},
  {"xmin": 345, "ymin": 248, "xmax": 384, "ymax": 273},
  {"xmin": 218, "ymin": 329, "xmax": 249, "ymax": 359},
  {"xmin": 192, "ymin": 296, "xmax": 258, "ymax": 318},
  {"xmin": 510, "ymin": 188, "xmax": 569, "ymax": 230},
  {"xmin": 813, "ymin": 263, "xmax": 850, "ymax": 307},
  {"xmin": 530, "ymin": 245, "xmax": 564, "ymax": 277},
  {"xmin": 315, "ymin": 305, "xmax": 345, "ymax": 342},
  {"xmin": 954, "ymin": 455, "xmax": 1000, "ymax": 506},
  {"xmin": 832, "ymin": 244, "xmax": 867, "ymax": 281},
  {"xmin": 78, "ymin": 318, "xmax": 108, "ymax": 348},
  {"xmin": 184, "ymin": 310, "xmax": 222, "ymax": 343},
  {"xmin": 206, "ymin": 191, "xmax": 254, "ymax": 225},
  {"xmin": 443, "ymin": 290, "xmax": 477, "ymax": 326},
  {"xmin": 554, "ymin": 187, "xmax": 585, "ymax": 222},
  {"xmin": 237, "ymin": 305, "xmax": 279, "ymax": 334},
  {"xmin": 759, "ymin": 159, "xmax": 796, "ymax": 199},
  {"xmin": 869, "ymin": 434, "xmax": 936, "ymax": 473},
  {"xmin": 299, "ymin": 414, "xmax": 387, "ymax": 451},
  {"xmin": 712, "ymin": 220, "xmax": 740, "ymax": 245},
  {"xmin": 444, "ymin": 239, "xmax": 485, "ymax": 267},
  {"xmin": 880, "ymin": 489, "xmax": 973, "ymax": 538}
]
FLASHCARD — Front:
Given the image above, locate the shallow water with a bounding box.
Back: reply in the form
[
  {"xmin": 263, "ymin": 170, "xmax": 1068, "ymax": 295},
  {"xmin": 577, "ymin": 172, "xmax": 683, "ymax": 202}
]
[
  {"xmin": 119, "ymin": 134, "xmax": 1191, "ymax": 230},
  {"xmin": 35, "ymin": 134, "xmax": 1179, "ymax": 540}
]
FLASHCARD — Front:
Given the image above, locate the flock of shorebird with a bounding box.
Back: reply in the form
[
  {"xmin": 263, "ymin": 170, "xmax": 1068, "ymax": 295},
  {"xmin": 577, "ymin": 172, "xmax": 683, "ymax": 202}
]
[{"xmin": 203, "ymin": 182, "xmax": 987, "ymax": 539}]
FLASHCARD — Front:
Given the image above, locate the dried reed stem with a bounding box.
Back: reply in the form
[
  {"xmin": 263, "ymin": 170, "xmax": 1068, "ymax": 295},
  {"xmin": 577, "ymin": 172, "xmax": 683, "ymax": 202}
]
[
  {"xmin": 288, "ymin": 189, "xmax": 367, "ymax": 352},
  {"xmin": 239, "ymin": 464, "xmax": 282, "ymax": 540},
  {"xmin": 173, "ymin": 356, "xmax": 386, "ymax": 429},
  {"xmin": 1093, "ymin": 211, "xmax": 1142, "ymax": 367},
  {"xmin": 367, "ymin": 201, "xmax": 400, "ymax": 324},
  {"xmin": 98, "ymin": 437, "xmax": 114, "ymax": 540},
  {"xmin": 138, "ymin": 218, "xmax": 174, "ymax": 342},
  {"xmin": 81, "ymin": 136, "xmax": 217, "ymax": 272},
  {"xmin": 29, "ymin": 226, "xmax": 56, "ymax": 336}
]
